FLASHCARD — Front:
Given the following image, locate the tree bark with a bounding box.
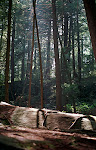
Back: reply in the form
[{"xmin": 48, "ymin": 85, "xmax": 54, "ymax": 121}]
[
  {"xmin": 52, "ymin": 0, "xmax": 62, "ymax": 111},
  {"xmin": 29, "ymin": 0, "xmax": 43, "ymax": 109},
  {"xmin": 64, "ymin": 13, "xmax": 68, "ymax": 48},
  {"xmin": 46, "ymin": 19, "xmax": 51, "ymax": 80},
  {"xmin": 11, "ymin": 17, "xmax": 15, "ymax": 82},
  {"xmin": 81, "ymin": 37, "xmax": 84, "ymax": 77},
  {"xmin": 83, "ymin": 0, "xmax": 96, "ymax": 60},
  {"xmin": 26, "ymin": 39, "xmax": 31, "ymax": 80},
  {"xmin": 5, "ymin": 0, "xmax": 12, "ymax": 103},
  {"xmin": 0, "ymin": 18, "xmax": 4, "ymax": 50},
  {"xmin": 35, "ymin": 9, "xmax": 43, "ymax": 109},
  {"xmin": 67, "ymin": 15, "xmax": 72, "ymax": 83},
  {"xmin": 77, "ymin": 3, "xmax": 81, "ymax": 83},
  {"xmin": 72, "ymin": 18, "xmax": 76, "ymax": 79},
  {"xmin": 11, "ymin": 16, "xmax": 15, "ymax": 101},
  {"xmin": 21, "ymin": 35, "xmax": 25, "ymax": 81},
  {"xmin": 28, "ymin": 7, "xmax": 35, "ymax": 107}
]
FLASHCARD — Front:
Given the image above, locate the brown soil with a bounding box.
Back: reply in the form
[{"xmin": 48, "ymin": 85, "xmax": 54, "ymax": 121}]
[{"xmin": 0, "ymin": 125, "xmax": 96, "ymax": 150}]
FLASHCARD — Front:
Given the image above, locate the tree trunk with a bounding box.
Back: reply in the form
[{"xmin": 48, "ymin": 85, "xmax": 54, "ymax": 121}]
[
  {"xmin": 72, "ymin": 17, "xmax": 76, "ymax": 79},
  {"xmin": 21, "ymin": 36, "xmax": 25, "ymax": 81},
  {"xmin": 35, "ymin": 22, "xmax": 43, "ymax": 109},
  {"xmin": 52, "ymin": 0, "xmax": 62, "ymax": 111},
  {"xmin": 63, "ymin": 13, "xmax": 68, "ymax": 83},
  {"xmin": 26, "ymin": 39, "xmax": 31, "ymax": 80},
  {"xmin": 46, "ymin": 19, "xmax": 51, "ymax": 80},
  {"xmin": 0, "ymin": 18, "xmax": 4, "ymax": 50},
  {"xmin": 29, "ymin": 0, "xmax": 44, "ymax": 109},
  {"xmin": 5, "ymin": 0, "xmax": 12, "ymax": 103},
  {"xmin": 28, "ymin": 8, "xmax": 35, "ymax": 107},
  {"xmin": 81, "ymin": 37, "xmax": 84, "ymax": 77},
  {"xmin": 35, "ymin": 12, "xmax": 43, "ymax": 109},
  {"xmin": 67, "ymin": 15, "xmax": 72, "ymax": 83},
  {"xmin": 34, "ymin": 46, "xmax": 37, "ymax": 71},
  {"xmin": 11, "ymin": 16, "xmax": 15, "ymax": 100},
  {"xmin": 83, "ymin": 0, "xmax": 96, "ymax": 60},
  {"xmin": 64, "ymin": 13, "xmax": 68, "ymax": 48},
  {"xmin": 77, "ymin": 4, "xmax": 81, "ymax": 83}
]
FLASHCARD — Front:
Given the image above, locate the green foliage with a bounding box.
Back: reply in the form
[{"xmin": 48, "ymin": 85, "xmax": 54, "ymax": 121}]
[
  {"xmin": 76, "ymin": 103, "xmax": 90, "ymax": 114},
  {"xmin": 79, "ymin": 77, "xmax": 96, "ymax": 103},
  {"xmin": 62, "ymin": 78, "xmax": 96, "ymax": 115},
  {"xmin": 62, "ymin": 83, "xmax": 79, "ymax": 103},
  {"xmin": 0, "ymin": 0, "xmax": 96, "ymax": 112},
  {"xmin": 66, "ymin": 104, "xmax": 73, "ymax": 113}
]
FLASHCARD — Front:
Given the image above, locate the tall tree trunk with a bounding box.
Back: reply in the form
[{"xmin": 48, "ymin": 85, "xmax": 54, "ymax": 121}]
[
  {"xmin": 11, "ymin": 17, "xmax": 15, "ymax": 86},
  {"xmin": 52, "ymin": 0, "xmax": 62, "ymax": 111},
  {"xmin": 5, "ymin": 0, "xmax": 12, "ymax": 103},
  {"xmin": 44, "ymin": 20, "xmax": 51, "ymax": 105},
  {"xmin": 33, "ymin": 0, "xmax": 43, "ymax": 109},
  {"xmin": 81, "ymin": 37, "xmax": 84, "ymax": 77},
  {"xmin": 34, "ymin": 46, "xmax": 36, "ymax": 71},
  {"xmin": 21, "ymin": 36, "xmax": 25, "ymax": 81},
  {"xmin": 26, "ymin": 39, "xmax": 30, "ymax": 80},
  {"xmin": 28, "ymin": 10, "xmax": 35, "ymax": 107},
  {"xmin": 46, "ymin": 19, "xmax": 51, "ymax": 80},
  {"xmin": 72, "ymin": 18, "xmax": 76, "ymax": 79},
  {"xmin": 83, "ymin": 0, "xmax": 96, "ymax": 60},
  {"xmin": 28, "ymin": 0, "xmax": 44, "ymax": 109},
  {"xmin": 61, "ymin": 16, "xmax": 64, "ymax": 84},
  {"xmin": 67, "ymin": 15, "xmax": 72, "ymax": 83},
  {"xmin": 64, "ymin": 13, "xmax": 68, "ymax": 48},
  {"xmin": 77, "ymin": 3, "xmax": 81, "ymax": 83},
  {"xmin": 0, "ymin": 18, "xmax": 4, "ymax": 51},
  {"xmin": 63, "ymin": 13, "xmax": 68, "ymax": 83},
  {"xmin": 11, "ymin": 16, "xmax": 15, "ymax": 101},
  {"xmin": 35, "ymin": 15, "xmax": 43, "ymax": 109}
]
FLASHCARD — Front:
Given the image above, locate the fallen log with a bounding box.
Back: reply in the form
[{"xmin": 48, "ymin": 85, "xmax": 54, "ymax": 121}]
[
  {"xmin": 0, "ymin": 101, "xmax": 96, "ymax": 131},
  {"xmin": 0, "ymin": 102, "xmax": 45, "ymax": 128}
]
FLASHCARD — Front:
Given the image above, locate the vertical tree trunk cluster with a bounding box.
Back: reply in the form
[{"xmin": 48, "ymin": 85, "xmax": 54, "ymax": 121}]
[
  {"xmin": 5, "ymin": 0, "xmax": 12, "ymax": 103},
  {"xmin": 3, "ymin": 0, "xmax": 96, "ymax": 111},
  {"xmin": 77, "ymin": 1, "xmax": 81, "ymax": 83},
  {"xmin": 28, "ymin": 0, "xmax": 43, "ymax": 109}
]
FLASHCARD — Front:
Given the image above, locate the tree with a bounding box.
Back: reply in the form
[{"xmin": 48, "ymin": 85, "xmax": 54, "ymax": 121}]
[
  {"xmin": 45, "ymin": 19, "xmax": 51, "ymax": 80},
  {"xmin": 11, "ymin": 15, "xmax": 15, "ymax": 101},
  {"xmin": 72, "ymin": 17, "xmax": 76, "ymax": 79},
  {"xmin": 5, "ymin": 0, "xmax": 12, "ymax": 103},
  {"xmin": 28, "ymin": 0, "xmax": 43, "ymax": 109},
  {"xmin": 28, "ymin": 0, "xmax": 36, "ymax": 107},
  {"xmin": 77, "ymin": 1, "xmax": 81, "ymax": 82},
  {"xmin": 52, "ymin": 0, "xmax": 62, "ymax": 110},
  {"xmin": 83, "ymin": 0, "xmax": 96, "ymax": 60}
]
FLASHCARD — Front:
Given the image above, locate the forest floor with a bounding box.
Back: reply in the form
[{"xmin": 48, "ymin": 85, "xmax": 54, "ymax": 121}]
[{"xmin": 0, "ymin": 125, "xmax": 96, "ymax": 150}]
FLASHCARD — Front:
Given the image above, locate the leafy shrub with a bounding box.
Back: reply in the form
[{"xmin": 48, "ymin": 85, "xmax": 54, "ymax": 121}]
[
  {"xmin": 89, "ymin": 103, "xmax": 96, "ymax": 115},
  {"xmin": 77, "ymin": 103, "xmax": 90, "ymax": 114},
  {"xmin": 66, "ymin": 104, "xmax": 73, "ymax": 113}
]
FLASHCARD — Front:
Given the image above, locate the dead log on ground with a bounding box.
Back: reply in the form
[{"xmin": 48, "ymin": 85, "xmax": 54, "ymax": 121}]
[{"xmin": 0, "ymin": 101, "xmax": 96, "ymax": 131}]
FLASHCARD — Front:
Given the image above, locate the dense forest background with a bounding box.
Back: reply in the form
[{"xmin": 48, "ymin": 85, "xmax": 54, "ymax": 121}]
[{"xmin": 0, "ymin": 0, "xmax": 96, "ymax": 114}]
